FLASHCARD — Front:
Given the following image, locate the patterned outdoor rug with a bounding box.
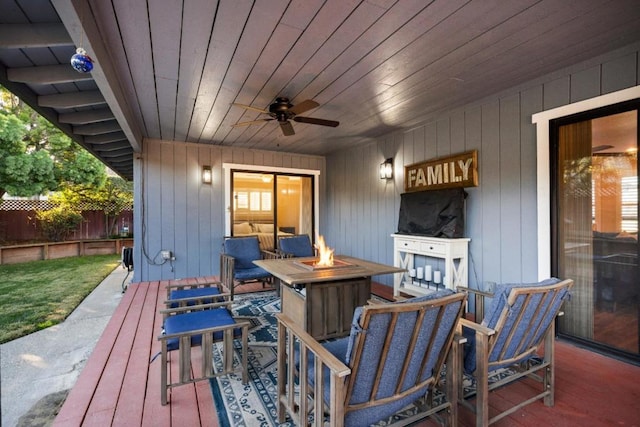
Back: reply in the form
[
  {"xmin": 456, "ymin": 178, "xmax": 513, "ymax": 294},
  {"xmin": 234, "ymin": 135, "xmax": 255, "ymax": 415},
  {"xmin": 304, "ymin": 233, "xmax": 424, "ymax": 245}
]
[{"xmin": 209, "ymin": 292, "xmax": 539, "ymax": 426}]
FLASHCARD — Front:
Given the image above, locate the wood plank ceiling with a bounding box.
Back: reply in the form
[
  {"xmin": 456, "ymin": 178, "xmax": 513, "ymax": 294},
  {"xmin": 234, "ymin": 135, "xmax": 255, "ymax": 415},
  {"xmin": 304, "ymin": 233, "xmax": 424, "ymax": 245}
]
[{"xmin": 2, "ymin": 0, "xmax": 640, "ymax": 180}]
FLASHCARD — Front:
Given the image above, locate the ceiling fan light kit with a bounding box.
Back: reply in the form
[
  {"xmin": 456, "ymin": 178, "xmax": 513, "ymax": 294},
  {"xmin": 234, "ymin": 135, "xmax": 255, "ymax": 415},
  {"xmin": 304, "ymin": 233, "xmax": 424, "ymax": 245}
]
[{"xmin": 232, "ymin": 97, "xmax": 339, "ymax": 136}]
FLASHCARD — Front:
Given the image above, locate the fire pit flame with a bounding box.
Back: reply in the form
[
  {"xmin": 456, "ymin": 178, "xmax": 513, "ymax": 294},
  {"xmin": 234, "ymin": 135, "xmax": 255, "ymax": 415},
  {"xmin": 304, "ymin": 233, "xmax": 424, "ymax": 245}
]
[{"xmin": 314, "ymin": 235, "xmax": 334, "ymax": 267}]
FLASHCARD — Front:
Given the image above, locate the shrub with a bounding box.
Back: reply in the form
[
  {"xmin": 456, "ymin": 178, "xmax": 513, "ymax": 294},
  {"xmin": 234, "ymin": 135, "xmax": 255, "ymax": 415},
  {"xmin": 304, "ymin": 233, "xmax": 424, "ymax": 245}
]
[{"xmin": 36, "ymin": 206, "xmax": 83, "ymax": 241}]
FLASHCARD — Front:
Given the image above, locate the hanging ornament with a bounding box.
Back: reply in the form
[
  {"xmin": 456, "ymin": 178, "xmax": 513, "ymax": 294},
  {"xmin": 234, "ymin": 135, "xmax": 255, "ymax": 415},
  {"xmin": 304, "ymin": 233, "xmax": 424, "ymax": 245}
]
[{"xmin": 70, "ymin": 47, "xmax": 93, "ymax": 73}]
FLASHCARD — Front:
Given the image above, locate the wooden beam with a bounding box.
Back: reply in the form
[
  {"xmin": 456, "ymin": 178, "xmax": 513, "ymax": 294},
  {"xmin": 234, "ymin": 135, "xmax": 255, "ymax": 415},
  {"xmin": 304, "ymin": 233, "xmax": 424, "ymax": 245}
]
[
  {"xmin": 73, "ymin": 120, "xmax": 122, "ymax": 135},
  {"xmin": 38, "ymin": 91, "xmax": 106, "ymax": 108},
  {"xmin": 84, "ymin": 131, "xmax": 128, "ymax": 144},
  {"xmin": 91, "ymin": 141, "xmax": 132, "ymax": 152},
  {"xmin": 0, "ymin": 23, "xmax": 72, "ymax": 48},
  {"xmin": 7, "ymin": 64, "xmax": 93, "ymax": 84},
  {"xmin": 59, "ymin": 108, "xmax": 115, "ymax": 125}
]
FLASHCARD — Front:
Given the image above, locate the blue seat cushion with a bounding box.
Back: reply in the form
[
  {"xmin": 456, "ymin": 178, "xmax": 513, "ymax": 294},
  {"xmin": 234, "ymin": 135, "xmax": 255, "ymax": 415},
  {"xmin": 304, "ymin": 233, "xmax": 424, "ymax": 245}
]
[
  {"xmin": 168, "ymin": 287, "xmax": 221, "ymax": 308},
  {"xmin": 280, "ymin": 235, "xmax": 314, "ymax": 257},
  {"xmin": 224, "ymin": 237, "xmax": 262, "ymax": 269},
  {"xmin": 163, "ymin": 308, "xmax": 238, "ymax": 351},
  {"xmin": 234, "ymin": 266, "xmax": 270, "ymax": 281}
]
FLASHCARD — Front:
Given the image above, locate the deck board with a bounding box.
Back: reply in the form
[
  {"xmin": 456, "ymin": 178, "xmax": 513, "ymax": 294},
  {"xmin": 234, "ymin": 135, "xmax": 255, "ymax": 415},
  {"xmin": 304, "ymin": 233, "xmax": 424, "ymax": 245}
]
[{"xmin": 53, "ymin": 279, "xmax": 640, "ymax": 426}]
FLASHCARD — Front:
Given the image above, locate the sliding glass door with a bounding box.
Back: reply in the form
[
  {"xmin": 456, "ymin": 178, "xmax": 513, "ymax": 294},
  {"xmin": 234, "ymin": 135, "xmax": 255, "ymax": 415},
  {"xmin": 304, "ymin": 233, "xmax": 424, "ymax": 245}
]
[
  {"xmin": 230, "ymin": 171, "xmax": 314, "ymax": 252},
  {"xmin": 552, "ymin": 104, "xmax": 639, "ymax": 362}
]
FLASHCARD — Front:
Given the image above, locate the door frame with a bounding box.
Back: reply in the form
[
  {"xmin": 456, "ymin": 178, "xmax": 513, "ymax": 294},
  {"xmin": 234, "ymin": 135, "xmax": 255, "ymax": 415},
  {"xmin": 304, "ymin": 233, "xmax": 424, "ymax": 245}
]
[
  {"xmin": 532, "ymin": 85, "xmax": 640, "ymax": 279},
  {"xmin": 222, "ymin": 163, "xmax": 320, "ymax": 237}
]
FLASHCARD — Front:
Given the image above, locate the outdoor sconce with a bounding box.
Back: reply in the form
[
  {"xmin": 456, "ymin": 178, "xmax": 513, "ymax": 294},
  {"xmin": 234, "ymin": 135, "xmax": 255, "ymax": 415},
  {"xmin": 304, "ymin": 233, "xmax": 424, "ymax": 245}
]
[
  {"xmin": 202, "ymin": 165, "xmax": 212, "ymax": 184},
  {"xmin": 379, "ymin": 158, "xmax": 393, "ymax": 180}
]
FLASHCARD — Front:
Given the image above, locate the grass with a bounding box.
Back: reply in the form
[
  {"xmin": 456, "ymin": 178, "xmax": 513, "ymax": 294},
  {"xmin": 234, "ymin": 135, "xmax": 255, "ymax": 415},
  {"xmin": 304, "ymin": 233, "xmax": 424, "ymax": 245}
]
[{"xmin": 0, "ymin": 254, "xmax": 120, "ymax": 344}]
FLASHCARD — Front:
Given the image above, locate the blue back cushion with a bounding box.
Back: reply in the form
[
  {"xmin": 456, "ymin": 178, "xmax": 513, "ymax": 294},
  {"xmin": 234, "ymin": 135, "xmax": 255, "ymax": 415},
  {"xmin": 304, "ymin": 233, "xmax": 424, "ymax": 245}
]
[
  {"xmin": 224, "ymin": 237, "xmax": 261, "ymax": 269},
  {"xmin": 279, "ymin": 235, "xmax": 314, "ymax": 257}
]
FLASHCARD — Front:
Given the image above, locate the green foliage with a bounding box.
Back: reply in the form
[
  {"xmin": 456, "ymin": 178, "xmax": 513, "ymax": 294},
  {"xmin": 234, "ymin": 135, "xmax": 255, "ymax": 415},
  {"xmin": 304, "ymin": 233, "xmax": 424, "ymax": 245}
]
[
  {"xmin": 35, "ymin": 206, "xmax": 84, "ymax": 241},
  {"xmin": 51, "ymin": 176, "xmax": 133, "ymax": 236},
  {"xmin": 0, "ymin": 254, "xmax": 119, "ymax": 343},
  {"xmin": 0, "ymin": 86, "xmax": 108, "ymax": 198}
]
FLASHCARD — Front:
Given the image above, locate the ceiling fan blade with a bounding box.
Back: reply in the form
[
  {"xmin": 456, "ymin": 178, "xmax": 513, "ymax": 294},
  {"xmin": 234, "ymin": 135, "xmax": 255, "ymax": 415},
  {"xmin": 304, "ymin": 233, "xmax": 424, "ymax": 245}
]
[
  {"xmin": 232, "ymin": 103, "xmax": 268, "ymax": 114},
  {"xmin": 232, "ymin": 118, "xmax": 274, "ymax": 127},
  {"xmin": 280, "ymin": 121, "xmax": 295, "ymax": 136},
  {"xmin": 293, "ymin": 116, "xmax": 339, "ymax": 127},
  {"xmin": 289, "ymin": 99, "xmax": 319, "ymax": 115}
]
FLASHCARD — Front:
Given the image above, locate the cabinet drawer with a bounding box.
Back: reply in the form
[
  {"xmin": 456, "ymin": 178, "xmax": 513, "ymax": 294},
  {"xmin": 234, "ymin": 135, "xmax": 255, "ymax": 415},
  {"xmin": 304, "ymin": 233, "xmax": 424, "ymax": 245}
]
[
  {"xmin": 420, "ymin": 241, "xmax": 446, "ymax": 255},
  {"xmin": 396, "ymin": 239, "xmax": 420, "ymax": 251}
]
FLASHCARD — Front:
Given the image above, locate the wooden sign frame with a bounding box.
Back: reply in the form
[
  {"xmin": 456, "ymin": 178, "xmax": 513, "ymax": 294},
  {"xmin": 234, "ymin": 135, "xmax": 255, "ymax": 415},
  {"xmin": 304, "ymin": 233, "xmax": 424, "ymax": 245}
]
[{"xmin": 404, "ymin": 150, "xmax": 478, "ymax": 192}]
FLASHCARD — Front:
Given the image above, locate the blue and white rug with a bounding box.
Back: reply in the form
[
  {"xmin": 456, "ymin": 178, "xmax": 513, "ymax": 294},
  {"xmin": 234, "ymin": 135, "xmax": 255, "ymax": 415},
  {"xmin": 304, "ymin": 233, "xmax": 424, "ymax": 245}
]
[{"xmin": 209, "ymin": 292, "xmax": 537, "ymax": 426}]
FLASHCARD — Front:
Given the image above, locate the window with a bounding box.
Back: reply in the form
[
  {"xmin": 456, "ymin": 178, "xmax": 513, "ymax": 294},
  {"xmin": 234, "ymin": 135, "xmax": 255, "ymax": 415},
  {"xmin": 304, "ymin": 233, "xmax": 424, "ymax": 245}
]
[{"xmin": 621, "ymin": 176, "xmax": 638, "ymax": 232}]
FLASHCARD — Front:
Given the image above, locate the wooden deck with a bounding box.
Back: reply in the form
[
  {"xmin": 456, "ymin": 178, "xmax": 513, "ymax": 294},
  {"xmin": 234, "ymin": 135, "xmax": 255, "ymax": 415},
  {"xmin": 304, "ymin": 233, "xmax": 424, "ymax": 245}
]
[{"xmin": 53, "ymin": 278, "xmax": 640, "ymax": 426}]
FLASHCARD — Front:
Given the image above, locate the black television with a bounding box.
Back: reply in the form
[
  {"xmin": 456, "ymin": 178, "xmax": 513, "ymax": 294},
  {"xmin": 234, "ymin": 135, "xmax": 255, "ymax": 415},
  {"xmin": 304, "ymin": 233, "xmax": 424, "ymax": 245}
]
[{"xmin": 397, "ymin": 188, "xmax": 466, "ymax": 238}]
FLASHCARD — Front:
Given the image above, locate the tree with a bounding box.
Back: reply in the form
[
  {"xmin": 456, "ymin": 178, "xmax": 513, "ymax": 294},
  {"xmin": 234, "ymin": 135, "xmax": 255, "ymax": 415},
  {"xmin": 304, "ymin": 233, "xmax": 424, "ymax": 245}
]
[
  {"xmin": 0, "ymin": 86, "xmax": 107, "ymax": 199},
  {"xmin": 51, "ymin": 176, "xmax": 133, "ymax": 237}
]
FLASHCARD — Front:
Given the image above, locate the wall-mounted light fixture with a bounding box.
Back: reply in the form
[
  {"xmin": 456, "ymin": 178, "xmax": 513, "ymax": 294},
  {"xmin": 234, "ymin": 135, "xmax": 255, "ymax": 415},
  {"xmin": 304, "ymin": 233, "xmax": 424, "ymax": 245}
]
[
  {"xmin": 379, "ymin": 158, "xmax": 393, "ymax": 180},
  {"xmin": 202, "ymin": 165, "xmax": 212, "ymax": 184}
]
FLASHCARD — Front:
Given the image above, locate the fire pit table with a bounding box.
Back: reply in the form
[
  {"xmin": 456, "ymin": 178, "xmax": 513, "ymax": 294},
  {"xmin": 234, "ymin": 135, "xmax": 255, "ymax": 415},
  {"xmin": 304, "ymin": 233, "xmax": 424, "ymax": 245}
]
[{"xmin": 254, "ymin": 255, "xmax": 404, "ymax": 340}]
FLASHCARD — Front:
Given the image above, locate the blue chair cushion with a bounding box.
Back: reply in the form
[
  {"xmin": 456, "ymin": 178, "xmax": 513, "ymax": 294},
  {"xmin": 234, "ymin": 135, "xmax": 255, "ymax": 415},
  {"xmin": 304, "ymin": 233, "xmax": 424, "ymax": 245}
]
[
  {"xmin": 168, "ymin": 287, "xmax": 221, "ymax": 308},
  {"xmin": 163, "ymin": 308, "xmax": 238, "ymax": 351},
  {"xmin": 224, "ymin": 237, "xmax": 262, "ymax": 270},
  {"xmin": 279, "ymin": 235, "xmax": 314, "ymax": 257}
]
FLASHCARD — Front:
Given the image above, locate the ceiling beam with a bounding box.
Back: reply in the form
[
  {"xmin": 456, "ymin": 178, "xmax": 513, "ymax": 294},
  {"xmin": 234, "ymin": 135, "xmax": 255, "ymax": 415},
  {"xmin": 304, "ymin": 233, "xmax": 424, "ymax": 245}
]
[
  {"xmin": 38, "ymin": 90, "xmax": 106, "ymax": 108},
  {"xmin": 84, "ymin": 131, "xmax": 128, "ymax": 144},
  {"xmin": 0, "ymin": 23, "xmax": 72, "ymax": 48},
  {"xmin": 7, "ymin": 64, "xmax": 93, "ymax": 85},
  {"xmin": 53, "ymin": 0, "xmax": 143, "ymax": 152},
  {"xmin": 58, "ymin": 108, "xmax": 115, "ymax": 124},
  {"xmin": 91, "ymin": 141, "xmax": 132, "ymax": 152},
  {"xmin": 97, "ymin": 148, "xmax": 133, "ymax": 158},
  {"xmin": 73, "ymin": 120, "xmax": 122, "ymax": 135}
]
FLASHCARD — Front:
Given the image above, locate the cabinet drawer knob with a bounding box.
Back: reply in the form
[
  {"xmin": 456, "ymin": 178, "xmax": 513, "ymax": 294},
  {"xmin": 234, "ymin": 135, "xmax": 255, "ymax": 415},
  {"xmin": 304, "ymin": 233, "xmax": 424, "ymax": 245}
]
[{"xmin": 429, "ymin": 246, "xmax": 433, "ymax": 250}]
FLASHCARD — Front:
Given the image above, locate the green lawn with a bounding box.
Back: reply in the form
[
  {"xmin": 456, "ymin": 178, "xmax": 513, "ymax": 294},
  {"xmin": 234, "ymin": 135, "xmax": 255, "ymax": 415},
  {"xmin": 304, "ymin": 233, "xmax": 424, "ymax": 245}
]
[{"xmin": 0, "ymin": 254, "xmax": 120, "ymax": 344}]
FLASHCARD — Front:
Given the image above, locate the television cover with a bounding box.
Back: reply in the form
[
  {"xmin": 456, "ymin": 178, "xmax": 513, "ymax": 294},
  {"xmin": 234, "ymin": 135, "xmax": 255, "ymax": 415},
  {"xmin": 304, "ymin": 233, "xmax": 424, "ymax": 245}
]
[{"xmin": 397, "ymin": 188, "xmax": 466, "ymax": 238}]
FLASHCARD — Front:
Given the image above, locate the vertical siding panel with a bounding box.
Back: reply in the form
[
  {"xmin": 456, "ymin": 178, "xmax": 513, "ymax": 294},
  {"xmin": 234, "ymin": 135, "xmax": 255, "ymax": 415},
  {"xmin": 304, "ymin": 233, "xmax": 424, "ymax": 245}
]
[
  {"xmin": 499, "ymin": 94, "xmax": 522, "ymax": 282},
  {"xmin": 601, "ymin": 52, "xmax": 638, "ymax": 94},
  {"xmin": 412, "ymin": 126, "xmax": 425, "ymax": 163},
  {"xmin": 450, "ymin": 110, "xmax": 466, "ymax": 155},
  {"xmin": 570, "ymin": 65, "xmax": 601, "ymax": 103},
  {"xmin": 481, "ymin": 101, "xmax": 501, "ymax": 283},
  {"xmin": 173, "ymin": 144, "xmax": 188, "ymax": 278},
  {"xmin": 185, "ymin": 146, "xmax": 198, "ymax": 275},
  {"xmin": 160, "ymin": 143, "xmax": 176, "ymax": 278},
  {"xmin": 424, "ymin": 122, "xmax": 437, "ymax": 159},
  {"xmin": 436, "ymin": 118, "xmax": 451, "ymax": 157},
  {"xmin": 465, "ymin": 107, "xmax": 483, "ymax": 288},
  {"xmin": 520, "ymin": 86, "xmax": 543, "ymax": 280},
  {"xmin": 146, "ymin": 141, "xmax": 163, "ymax": 280},
  {"xmin": 543, "ymin": 76, "xmax": 570, "ymax": 110}
]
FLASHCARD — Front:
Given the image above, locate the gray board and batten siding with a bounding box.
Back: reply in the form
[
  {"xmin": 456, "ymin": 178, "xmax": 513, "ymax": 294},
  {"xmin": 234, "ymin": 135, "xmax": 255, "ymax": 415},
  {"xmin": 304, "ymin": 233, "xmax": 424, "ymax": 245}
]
[
  {"xmin": 324, "ymin": 42, "xmax": 640, "ymax": 288},
  {"xmin": 133, "ymin": 143, "xmax": 326, "ymax": 282},
  {"xmin": 134, "ymin": 41, "xmax": 640, "ymax": 286}
]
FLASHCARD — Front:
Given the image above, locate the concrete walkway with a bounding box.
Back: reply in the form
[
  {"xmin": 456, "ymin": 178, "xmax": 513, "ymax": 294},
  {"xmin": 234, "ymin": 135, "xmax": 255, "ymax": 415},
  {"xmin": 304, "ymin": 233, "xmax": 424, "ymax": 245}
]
[{"xmin": 1, "ymin": 265, "xmax": 132, "ymax": 427}]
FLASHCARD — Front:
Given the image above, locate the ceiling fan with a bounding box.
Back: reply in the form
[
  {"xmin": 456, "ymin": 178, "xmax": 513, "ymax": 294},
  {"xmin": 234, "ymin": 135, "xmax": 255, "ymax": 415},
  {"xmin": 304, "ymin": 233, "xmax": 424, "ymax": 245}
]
[{"xmin": 232, "ymin": 97, "xmax": 339, "ymax": 136}]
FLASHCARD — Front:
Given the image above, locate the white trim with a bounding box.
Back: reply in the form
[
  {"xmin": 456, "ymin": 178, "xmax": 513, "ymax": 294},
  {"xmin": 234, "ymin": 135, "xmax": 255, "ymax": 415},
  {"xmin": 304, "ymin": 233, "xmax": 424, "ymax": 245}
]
[
  {"xmin": 222, "ymin": 163, "xmax": 321, "ymax": 237},
  {"xmin": 532, "ymin": 85, "xmax": 640, "ymax": 280}
]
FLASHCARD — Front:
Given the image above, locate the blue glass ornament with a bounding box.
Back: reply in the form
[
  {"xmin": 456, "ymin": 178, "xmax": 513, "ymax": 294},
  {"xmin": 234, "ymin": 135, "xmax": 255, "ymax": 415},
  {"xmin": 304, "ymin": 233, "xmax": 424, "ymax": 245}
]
[{"xmin": 70, "ymin": 48, "xmax": 93, "ymax": 73}]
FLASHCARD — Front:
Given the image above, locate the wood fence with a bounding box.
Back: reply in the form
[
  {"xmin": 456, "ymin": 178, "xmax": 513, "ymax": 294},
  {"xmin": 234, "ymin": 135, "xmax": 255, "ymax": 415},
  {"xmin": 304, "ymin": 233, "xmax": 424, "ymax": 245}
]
[{"xmin": 0, "ymin": 239, "xmax": 134, "ymax": 265}]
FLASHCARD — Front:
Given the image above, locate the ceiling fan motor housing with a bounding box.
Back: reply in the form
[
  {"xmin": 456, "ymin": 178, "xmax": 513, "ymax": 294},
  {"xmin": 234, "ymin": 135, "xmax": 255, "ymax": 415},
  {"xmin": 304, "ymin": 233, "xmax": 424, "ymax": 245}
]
[{"xmin": 269, "ymin": 97, "xmax": 293, "ymax": 121}]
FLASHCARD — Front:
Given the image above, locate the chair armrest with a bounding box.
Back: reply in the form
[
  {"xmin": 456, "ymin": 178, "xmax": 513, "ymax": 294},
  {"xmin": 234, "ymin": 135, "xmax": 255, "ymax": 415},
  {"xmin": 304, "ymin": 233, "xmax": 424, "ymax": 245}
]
[
  {"xmin": 158, "ymin": 318, "xmax": 250, "ymax": 341},
  {"xmin": 277, "ymin": 313, "xmax": 350, "ymax": 377},
  {"xmin": 456, "ymin": 286, "xmax": 494, "ymax": 299},
  {"xmin": 459, "ymin": 318, "xmax": 496, "ymax": 336},
  {"xmin": 160, "ymin": 300, "xmax": 233, "ymax": 315},
  {"xmin": 165, "ymin": 280, "xmax": 222, "ymax": 291},
  {"xmin": 164, "ymin": 291, "xmax": 231, "ymax": 307},
  {"xmin": 261, "ymin": 249, "xmax": 282, "ymax": 259}
]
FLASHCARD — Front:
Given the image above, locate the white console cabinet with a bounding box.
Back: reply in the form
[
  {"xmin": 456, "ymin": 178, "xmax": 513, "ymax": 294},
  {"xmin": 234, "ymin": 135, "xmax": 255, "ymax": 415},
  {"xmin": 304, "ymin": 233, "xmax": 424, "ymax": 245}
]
[{"xmin": 392, "ymin": 234, "xmax": 470, "ymax": 298}]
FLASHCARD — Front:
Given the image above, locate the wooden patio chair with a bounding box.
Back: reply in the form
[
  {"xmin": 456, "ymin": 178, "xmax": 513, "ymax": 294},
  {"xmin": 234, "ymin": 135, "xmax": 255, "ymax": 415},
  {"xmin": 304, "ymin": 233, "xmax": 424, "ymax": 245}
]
[
  {"xmin": 277, "ymin": 289, "xmax": 467, "ymax": 427},
  {"xmin": 220, "ymin": 236, "xmax": 274, "ymax": 299},
  {"xmin": 158, "ymin": 299, "xmax": 249, "ymax": 405},
  {"xmin": 457, "ymin": 278, "xmax": 574, "ymax": 426}
]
